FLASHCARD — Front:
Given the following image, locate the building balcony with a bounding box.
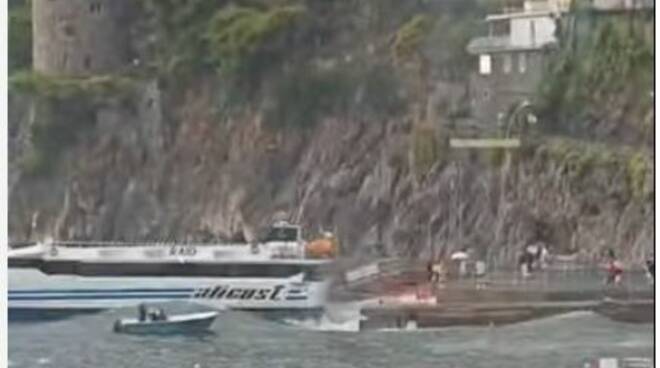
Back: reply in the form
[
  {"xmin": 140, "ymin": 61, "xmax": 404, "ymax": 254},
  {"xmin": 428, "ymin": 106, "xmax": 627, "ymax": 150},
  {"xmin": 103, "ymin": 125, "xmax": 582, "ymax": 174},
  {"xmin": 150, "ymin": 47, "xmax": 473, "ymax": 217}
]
[
  {"xmin": 467, "ymin": 36, "xmax": 558, "ymax": 54},
  {"xmin": 592, "ymin": 0, "xmax": 654, "ymax": 11}
]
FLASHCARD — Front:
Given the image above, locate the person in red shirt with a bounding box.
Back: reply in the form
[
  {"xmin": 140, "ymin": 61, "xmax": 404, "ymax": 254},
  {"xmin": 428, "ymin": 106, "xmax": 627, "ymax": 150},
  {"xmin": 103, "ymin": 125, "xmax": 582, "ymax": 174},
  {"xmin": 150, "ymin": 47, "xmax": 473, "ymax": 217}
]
[{"xmin": 605, "ymin": 249, "xmax": 623, "ymax": 285}]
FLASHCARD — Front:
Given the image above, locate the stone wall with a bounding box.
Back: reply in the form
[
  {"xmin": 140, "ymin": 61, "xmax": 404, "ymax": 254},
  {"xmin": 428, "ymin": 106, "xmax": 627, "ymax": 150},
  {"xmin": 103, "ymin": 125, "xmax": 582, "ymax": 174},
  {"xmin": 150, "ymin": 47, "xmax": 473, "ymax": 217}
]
[{"xmin": 32, "ymin": 0, "xmax": 132, "ymax": 76}]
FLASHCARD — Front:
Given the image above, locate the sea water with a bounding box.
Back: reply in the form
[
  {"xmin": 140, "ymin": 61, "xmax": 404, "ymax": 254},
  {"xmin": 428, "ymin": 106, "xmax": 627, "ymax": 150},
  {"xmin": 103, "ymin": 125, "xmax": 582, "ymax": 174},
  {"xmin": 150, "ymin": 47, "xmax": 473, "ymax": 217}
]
[{"xmin": 8, "ymin": 303, "xmax": 653, "ymax": 368}]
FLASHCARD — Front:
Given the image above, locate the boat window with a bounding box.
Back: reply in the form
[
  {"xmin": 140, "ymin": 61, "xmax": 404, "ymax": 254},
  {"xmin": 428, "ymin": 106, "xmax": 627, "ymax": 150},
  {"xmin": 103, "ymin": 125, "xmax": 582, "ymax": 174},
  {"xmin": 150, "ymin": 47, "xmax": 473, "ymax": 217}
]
[
  {"xmin": 303, "ymin": 270, "xmax": 324, "ymax": 282},
  {"xmin": 264, "ymin": 227, "xmax": 299, "ymax": 242},
  {"xmin": 8, "ymin": 241, "xmax": 38, "ymax": 250}
]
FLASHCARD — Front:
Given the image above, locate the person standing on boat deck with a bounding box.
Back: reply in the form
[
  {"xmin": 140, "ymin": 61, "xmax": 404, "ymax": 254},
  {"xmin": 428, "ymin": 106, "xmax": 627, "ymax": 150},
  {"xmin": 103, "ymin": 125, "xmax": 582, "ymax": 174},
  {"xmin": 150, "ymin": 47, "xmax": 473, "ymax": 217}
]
[{"xmin": 138, "ymin": 303, "xmax": 147, "ymax": 322}]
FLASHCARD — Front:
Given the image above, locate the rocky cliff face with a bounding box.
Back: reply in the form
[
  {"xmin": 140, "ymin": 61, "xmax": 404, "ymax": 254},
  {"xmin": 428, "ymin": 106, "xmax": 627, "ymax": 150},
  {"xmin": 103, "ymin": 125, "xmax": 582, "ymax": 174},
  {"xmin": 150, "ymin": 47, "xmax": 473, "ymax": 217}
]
[
  {"xmin": 8, "ymin": 76, "xmax": 653, "ymax": 264},
  {"xmin": 8, "ymin": 0, "xmax": 653, "ymax": 265}
]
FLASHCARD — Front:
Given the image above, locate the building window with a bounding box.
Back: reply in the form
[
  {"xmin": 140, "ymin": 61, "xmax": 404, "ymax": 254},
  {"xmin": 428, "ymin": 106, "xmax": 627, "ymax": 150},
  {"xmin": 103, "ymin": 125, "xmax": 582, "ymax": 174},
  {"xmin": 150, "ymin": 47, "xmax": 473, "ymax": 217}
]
[
  {"xmin": 518, "ymin": 53, "xmax": 527, "ymax": 73},
  {"xmin": 489, "ymin": 20, "xmax": 511, "ymax": 37},
  {"xmin": 503, "ymin": 54, "xmax": 512, "ymax": 74},
  {"xmin": 84, "ymin": 55, "xmax": 92, "ymax": 70},
  {"xmin": 479, "ymin": 54, "xmax": 492, "ymax": 75},
  {"xmin": 62, "ymin": 23, "xmax": 76, "ymax": 37},
  {"xmin": 90, "ymin": 2, "xmax": 102, "ymax": 13}
]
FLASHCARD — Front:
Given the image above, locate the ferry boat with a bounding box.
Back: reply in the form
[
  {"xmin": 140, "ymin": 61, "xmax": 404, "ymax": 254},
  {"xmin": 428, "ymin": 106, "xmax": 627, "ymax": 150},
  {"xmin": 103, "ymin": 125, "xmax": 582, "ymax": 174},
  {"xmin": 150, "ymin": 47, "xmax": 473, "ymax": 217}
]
[{"xmin": 9, "ymin": 222, "xmax": 336, "ymax": 321}]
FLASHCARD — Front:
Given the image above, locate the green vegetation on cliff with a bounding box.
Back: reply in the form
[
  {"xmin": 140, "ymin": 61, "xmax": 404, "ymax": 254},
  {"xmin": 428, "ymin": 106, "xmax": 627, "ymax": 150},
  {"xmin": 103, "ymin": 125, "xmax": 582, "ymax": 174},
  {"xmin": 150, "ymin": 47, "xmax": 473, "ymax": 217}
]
[
  {"xmin": 536, "ymin": 138, "xmax": 653, "ymax": 201},
  {"xmin": 9, "ymin": 0, "xmax": 31, "ymax": 73},
  {"xmin": 11, "ymin": 72, "xmax": 138, "ymax": 176},
  {"xmin": 207, "ymin": 5, "xmax": 306, "ymax": 73},
  {"xmin": 10, "ymin": 72, "xmax": 137, "ymax": 103},
  {"xmin": 538, "ymin": 15, "xmax": 653, "ymax": 142},
  {"xmin": 392, "ymin": 15, "xmax": 434, "ymax": 68}
]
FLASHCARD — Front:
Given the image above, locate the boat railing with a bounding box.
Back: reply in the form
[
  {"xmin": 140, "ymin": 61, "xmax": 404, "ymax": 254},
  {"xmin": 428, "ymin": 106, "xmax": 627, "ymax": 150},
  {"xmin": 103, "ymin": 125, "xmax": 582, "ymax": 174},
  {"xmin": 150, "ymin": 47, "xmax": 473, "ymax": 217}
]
[
  {"xmin": 8, "ymin": 241, "xmax": 38, "ymax": 250},
  {"xmin": 48, "ymin": 240, "xmax": 252, "ymax": 248},
  {"xmin": 43, "ymin": 240, "xmax": 311, "ymax": 261}
]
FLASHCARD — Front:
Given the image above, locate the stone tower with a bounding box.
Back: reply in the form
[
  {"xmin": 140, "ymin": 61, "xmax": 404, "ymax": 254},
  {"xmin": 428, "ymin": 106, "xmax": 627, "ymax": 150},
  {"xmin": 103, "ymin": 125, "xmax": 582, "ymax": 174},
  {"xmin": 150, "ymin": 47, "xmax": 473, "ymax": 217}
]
[{"xmin": 32, "ymin": 0, "xmax": 132, "ymax": 77}]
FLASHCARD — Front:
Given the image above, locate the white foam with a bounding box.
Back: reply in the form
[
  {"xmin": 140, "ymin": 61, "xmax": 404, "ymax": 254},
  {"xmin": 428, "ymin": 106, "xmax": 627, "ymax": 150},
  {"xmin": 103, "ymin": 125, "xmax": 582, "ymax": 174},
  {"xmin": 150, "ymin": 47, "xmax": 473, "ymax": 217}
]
[
  {"xmin": 286, "ymin": 314, "xmax": 362, "ymax": 332},
  {"xmin": 36, "ymin": 357, "xmax": 51, "ymax": 365},
  {"xmin": 281, "ymin": 301, "xmax": 367, "ymax": 332}
]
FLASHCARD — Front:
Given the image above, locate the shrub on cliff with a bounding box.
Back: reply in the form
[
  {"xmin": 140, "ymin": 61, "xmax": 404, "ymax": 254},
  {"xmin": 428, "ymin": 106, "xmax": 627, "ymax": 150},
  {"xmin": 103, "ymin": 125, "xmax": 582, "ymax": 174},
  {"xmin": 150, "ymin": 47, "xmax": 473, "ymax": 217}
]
[
  {"xmin": 9, "ymin": 0, "xmax": 31, "ymax": 73},
  {"xmin": 538, "ymin": 17, "xmax": 653, "ymax": 140},
  {"xmin": 263, "ymin": 61, "xmax": 406, "ymax": 130},
  {"xmin": 140, "ymin": 0, "xmax": 221, "ymax": 80},
  {"xmin": 10, "ymin": 72, "xmax": 137, "ymax": 105},
  {"xmin": 20, "ymin": 98, "xmax": 97, "ymax": 177},
  {"xmin": 10, "ymin": 72, "xmax": 138, "ymax": 176},
  {"xmin": 207, "ymin": 6, "xmax": 305, "ymax": 72},
  {"xmin": 392, "ymin": 15, "xmax": 434, "ymax": 69},
  {"xmin": 627, "ymin": 152, "xmax": 652, "ymax": 201}
]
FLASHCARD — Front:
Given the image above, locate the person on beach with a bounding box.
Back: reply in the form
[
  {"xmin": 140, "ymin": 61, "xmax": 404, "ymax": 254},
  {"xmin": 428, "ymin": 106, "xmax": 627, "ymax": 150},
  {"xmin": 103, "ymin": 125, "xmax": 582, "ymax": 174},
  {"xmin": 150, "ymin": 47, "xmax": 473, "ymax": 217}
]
[{"xmin": 138, "ymin": 303, "xmax": 147, "ymax": 322}]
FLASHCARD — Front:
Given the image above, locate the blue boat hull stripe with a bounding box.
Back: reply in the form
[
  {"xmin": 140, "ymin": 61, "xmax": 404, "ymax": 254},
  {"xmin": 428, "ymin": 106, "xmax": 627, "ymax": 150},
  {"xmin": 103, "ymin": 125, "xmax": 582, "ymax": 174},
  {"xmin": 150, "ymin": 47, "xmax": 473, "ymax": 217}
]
[
  {"xmin": 9, "ymin": 288, "xmax": 196, "ymax": 294},
  {"xmin": 285, "ymin": 296, "xmax": 308, "ymax": 301},
  {"xmin": 9, "ymin": 294, "xmax": 192, "ymax": 301}
]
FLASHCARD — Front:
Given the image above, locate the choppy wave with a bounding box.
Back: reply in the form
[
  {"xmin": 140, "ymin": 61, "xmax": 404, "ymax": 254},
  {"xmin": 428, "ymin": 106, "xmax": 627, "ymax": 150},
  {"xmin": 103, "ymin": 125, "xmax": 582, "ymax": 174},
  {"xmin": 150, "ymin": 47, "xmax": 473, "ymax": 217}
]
[
  {"xmin": 282, "ymin": 314, "xmax": 362, "ymax": 332},
  {"xmin": 279, "ymin": 301, "xmax": 371, "ymax": 332},
  {"xmin": 37, "ymin": 357, "xmax": 52, "ymax": 365},
  {"xmin": 9, "ymin": 300, "xmax": 653, "ymax": 368}
]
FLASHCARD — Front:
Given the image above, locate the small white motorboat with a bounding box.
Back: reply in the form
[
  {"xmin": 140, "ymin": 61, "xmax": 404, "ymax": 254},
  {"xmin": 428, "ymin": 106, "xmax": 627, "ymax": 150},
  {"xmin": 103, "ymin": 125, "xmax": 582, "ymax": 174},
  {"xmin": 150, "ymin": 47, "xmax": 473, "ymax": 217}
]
[{"xmin": 113, "ymin": 311, "xmax": 218, "ymax": 335}]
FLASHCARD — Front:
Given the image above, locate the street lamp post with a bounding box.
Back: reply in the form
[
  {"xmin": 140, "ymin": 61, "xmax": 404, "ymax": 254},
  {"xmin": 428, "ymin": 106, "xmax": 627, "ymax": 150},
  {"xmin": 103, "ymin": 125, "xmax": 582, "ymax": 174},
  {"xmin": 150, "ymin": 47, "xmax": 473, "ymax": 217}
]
[{"xmin": 446, "ymin": 99, "xmax": 536, "ymax": 270}]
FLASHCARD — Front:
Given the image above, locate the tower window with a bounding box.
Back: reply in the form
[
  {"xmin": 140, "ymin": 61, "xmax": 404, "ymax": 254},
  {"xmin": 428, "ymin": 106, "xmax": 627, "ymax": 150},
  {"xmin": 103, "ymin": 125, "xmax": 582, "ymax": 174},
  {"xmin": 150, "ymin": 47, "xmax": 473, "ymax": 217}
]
[
  {"xmin": 62, "ymin": 23, "xmax": 76, "ymax": 37},
  {"xmin": 479, "ymin": 54, "xmax": 492, "ymax": 75},
  {"xmin": 90, "ymin": 2, "xmax": 102, "ymax": 13},
  {"xmin": 502, "ymin": 54, "xmax": 512, "ymax": 74},
  {"xmin": 518, "ymin": 53, "xmax": 527, "ymax": 73},
  {"xmin": 84, "ymin": 55, "xmax": 92, "ymax": 70}
]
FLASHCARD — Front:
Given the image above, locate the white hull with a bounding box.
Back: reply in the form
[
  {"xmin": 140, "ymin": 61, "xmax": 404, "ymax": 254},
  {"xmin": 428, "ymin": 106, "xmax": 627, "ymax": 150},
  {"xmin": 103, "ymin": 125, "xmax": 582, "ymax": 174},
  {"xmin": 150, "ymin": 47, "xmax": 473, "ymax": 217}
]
[
  {"xmin": 9, "ymin": 268, "xmax": 330, "ymax": 312},
  {"xmin": 114, "ymin": 312, "xmax": 219, "ymax": 334}
]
